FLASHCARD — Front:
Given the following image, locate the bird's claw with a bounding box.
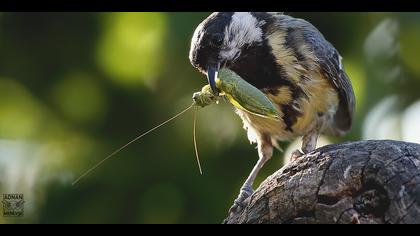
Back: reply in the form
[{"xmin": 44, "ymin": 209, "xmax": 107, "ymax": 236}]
[
  {"xmin": 228, "ymin": 185, "xmax": 254, "ymax": 215},
  {"xmin": 290, "ymin": 149, "xmax": 304, "ymax": 162}
]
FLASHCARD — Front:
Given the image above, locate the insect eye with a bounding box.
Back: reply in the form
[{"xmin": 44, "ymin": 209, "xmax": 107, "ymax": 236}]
[{"xmin": 210, "ymin": 33, "xmax": 224, "ymax": 47}]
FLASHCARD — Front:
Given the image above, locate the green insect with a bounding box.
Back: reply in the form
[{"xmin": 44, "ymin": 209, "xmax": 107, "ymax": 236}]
[
  {"xmin": 193, "ymin": 68, "xmax": 280, "ymax": 120},
  {"xmin": 192, "ymin": 84, "xmax": 218, "ymax": 107},
  {"xmin": 72, "ymin": 68, "xmax": 278, "ymax": 185}
]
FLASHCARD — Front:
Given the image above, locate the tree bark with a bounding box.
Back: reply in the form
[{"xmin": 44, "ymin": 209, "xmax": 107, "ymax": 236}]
[{"xmin": 224, "ymin": 140, "xmax": 420, "ymax": 224}]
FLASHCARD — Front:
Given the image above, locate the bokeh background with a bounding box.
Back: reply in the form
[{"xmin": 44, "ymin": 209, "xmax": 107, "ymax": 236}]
[{"xmin": 0, "ymin": 12, "xmax": 419, "ymax": 224}]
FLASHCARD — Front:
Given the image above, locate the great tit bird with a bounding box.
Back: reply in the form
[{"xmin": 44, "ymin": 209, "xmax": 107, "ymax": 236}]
[{"xmin": 189, "ymin": 12, "xmax": 355, "ymax": 214}]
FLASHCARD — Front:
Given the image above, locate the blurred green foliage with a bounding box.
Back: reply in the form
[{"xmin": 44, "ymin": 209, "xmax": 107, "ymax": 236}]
[{"xmin": 0, "ymin": 12, "xmax": 419, "ymax": 224}]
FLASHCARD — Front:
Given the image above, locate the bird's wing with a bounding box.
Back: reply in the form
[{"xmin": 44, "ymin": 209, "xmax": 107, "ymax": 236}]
[{"xmin": 304, "ymin": 28, "xmax": 356, "ymax": 134}]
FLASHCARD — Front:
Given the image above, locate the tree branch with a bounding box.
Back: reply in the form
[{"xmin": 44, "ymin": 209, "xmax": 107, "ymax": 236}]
[{"xmin": 224, "ymin": 140, "xmax": 420, "ymax": 224}]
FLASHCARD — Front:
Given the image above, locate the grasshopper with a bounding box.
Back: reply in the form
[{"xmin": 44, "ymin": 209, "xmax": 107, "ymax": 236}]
[
  {"xmin": 193, "ymin": 68, "xmax": 280, "ymax": 120},
  {"xmin": 72, "ymin": 68, "xmax": 279, "ymax": 185}
]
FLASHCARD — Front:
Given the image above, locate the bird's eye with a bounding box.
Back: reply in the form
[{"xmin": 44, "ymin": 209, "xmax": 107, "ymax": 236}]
[{"xmin": 210, "ymin": 33, "xmax": 224, "ymax": 47}]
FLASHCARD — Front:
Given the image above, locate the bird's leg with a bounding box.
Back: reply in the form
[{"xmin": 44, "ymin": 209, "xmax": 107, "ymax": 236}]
[
  {"xmin": 302, "ymin": 130, "xmax": 319, "ymax": 153},
  {"xmin": 229, "ymin": 135, "xmax": 273, "ymax": 214},
  {"xmin": 290, "ymin": 129, "xmax": 319, "ymax": 161}
]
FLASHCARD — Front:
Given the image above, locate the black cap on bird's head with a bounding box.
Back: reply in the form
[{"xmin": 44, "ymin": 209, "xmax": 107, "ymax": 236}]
[{"xmin": 189, "ymin": 12, "xmax": 266, "ymax": 95}]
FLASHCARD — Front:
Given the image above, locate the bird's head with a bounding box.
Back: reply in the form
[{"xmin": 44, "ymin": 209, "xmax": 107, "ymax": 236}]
[{"xmin": 189, "ymin": 12, "xmax": 268, "ymax": 94}]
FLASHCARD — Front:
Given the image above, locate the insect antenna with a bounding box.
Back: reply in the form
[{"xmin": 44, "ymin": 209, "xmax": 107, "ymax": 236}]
[
  {"xmin": 72, "ymin": 102, "xmax": 195, "ymax": 186},
  {"xmin": 193, "ymin": 106, "xmax": 203, "ymax": 175}
]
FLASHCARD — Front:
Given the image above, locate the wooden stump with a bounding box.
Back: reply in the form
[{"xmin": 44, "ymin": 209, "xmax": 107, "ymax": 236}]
[{"xmin": 224, "ymin": 140, "xmax": 420, "ymax": 224}]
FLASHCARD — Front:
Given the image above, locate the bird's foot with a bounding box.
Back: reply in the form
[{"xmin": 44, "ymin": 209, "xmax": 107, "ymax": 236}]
[
  {"xmin": 290, "ymin": 149, "xmax": 305, "ymax": 162},
  {"xmin": 228, "ymin": 185, "xmax": 254, "ymax": 215}
]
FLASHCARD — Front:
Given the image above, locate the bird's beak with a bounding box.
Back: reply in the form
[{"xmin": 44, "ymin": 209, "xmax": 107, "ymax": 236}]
[{"xmin": 207, "ymin": 63, "xmax": 220, "ymax": 95}]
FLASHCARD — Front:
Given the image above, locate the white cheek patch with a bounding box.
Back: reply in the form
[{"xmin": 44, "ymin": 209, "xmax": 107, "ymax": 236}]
[{"xmin": 220, "ymin": 12, "xmax": 264, "ymax": 61}]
